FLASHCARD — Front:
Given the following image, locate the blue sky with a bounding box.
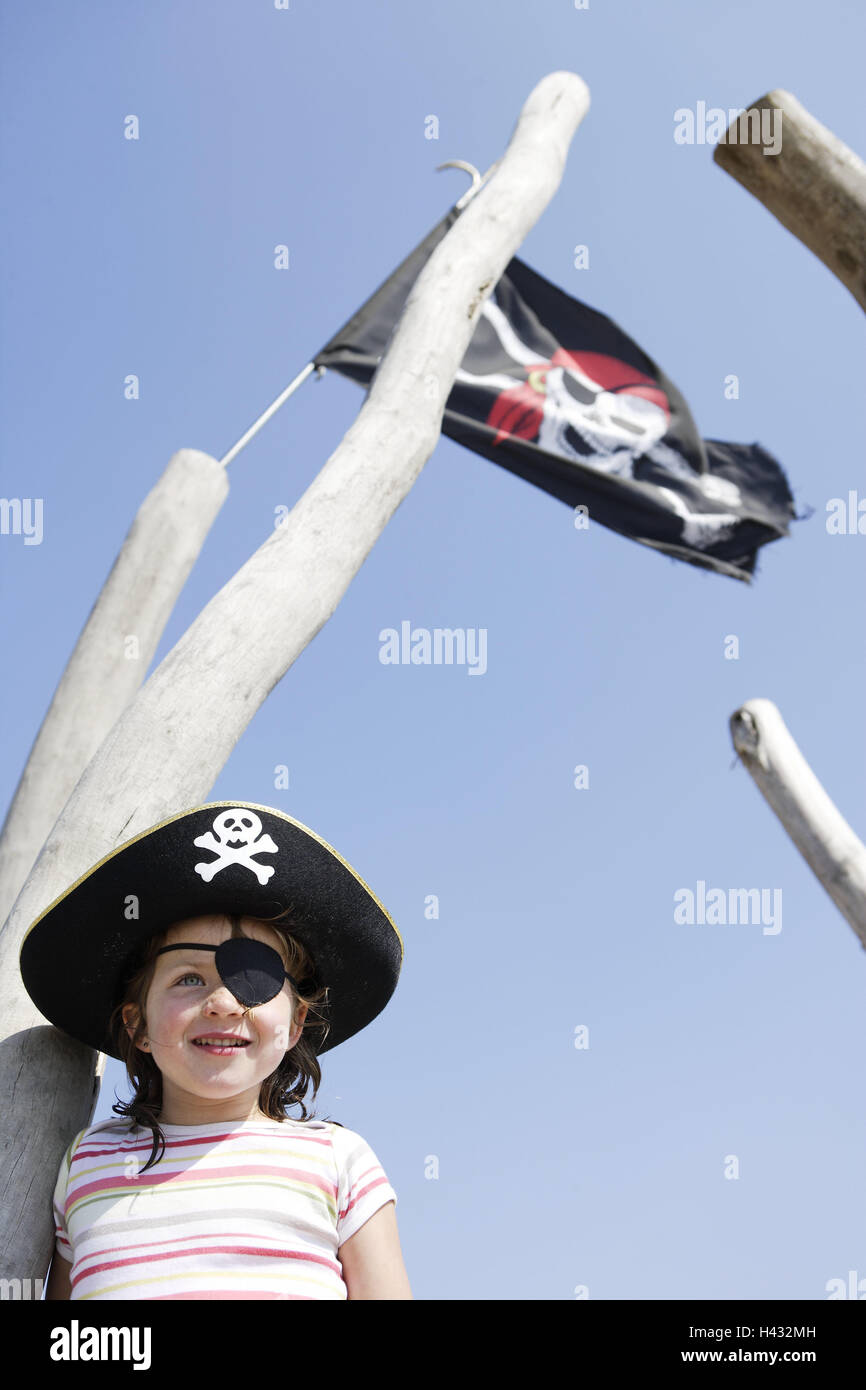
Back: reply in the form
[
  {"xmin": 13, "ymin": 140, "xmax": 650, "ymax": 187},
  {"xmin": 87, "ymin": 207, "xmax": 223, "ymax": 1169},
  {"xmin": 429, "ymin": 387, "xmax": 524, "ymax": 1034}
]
[{"xmin": 1, "ymin": 0, "xmax": 864, "ymax": 1300}]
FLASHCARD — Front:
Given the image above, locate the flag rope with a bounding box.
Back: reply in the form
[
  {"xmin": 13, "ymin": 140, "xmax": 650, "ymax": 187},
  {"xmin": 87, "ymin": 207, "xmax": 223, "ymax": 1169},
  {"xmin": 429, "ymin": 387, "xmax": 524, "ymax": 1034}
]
[{"xmin": 219, "ymin": 360, "xmax": 323, "ymax": 467}]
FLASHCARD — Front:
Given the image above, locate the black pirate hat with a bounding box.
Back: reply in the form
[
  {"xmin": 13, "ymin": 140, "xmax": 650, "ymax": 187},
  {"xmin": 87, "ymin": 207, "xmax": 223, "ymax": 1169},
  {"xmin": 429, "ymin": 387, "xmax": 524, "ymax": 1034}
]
[{"xmin": 19, "ymin": 802, "xmax": 403, "ymax": 1059}]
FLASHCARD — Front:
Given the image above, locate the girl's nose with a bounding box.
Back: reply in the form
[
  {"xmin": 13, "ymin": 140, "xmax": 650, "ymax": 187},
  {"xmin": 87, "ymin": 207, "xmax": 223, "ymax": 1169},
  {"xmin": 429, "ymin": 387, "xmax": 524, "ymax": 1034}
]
[{"xmin": 203, "ymin": 984, "xmax": 242, "ymax": 1013}]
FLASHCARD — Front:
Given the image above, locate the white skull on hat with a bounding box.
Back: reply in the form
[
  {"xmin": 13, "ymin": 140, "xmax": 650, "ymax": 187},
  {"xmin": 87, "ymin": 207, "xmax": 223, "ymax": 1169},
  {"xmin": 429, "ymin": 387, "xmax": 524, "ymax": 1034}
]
[{"xmin": 193, "ymin": 808, "xmax": 279, "ymax": 885}]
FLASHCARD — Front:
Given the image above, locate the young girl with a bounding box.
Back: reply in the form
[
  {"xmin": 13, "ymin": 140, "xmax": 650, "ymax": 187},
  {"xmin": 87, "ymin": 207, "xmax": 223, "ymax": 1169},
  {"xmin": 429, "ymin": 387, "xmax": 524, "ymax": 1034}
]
[{"xmin": 19, "ymin": 801, "xmax": 411, "ymax": 1301}]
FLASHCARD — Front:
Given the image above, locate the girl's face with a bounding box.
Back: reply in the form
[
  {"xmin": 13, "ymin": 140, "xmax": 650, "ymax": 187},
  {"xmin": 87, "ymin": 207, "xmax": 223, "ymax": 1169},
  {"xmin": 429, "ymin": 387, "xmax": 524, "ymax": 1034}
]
[{"xmin": 124, "ymin": 915, "xmax": 308, "ymax": 1125}]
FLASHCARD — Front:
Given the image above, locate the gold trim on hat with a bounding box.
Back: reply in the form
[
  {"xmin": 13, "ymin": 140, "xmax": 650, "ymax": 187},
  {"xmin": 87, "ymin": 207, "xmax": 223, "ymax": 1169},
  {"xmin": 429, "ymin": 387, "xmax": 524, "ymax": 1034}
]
[{"xmin": 20, "ymin": 801, "xmax": 404, "ymax": 958}]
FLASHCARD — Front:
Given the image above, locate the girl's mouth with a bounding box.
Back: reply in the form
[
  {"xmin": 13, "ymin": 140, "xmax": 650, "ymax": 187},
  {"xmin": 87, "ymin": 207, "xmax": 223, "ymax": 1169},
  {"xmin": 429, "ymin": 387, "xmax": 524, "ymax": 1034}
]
[{"xmin": 192, "ymin": 1036, "xmax": 251, "ymax": 1054}]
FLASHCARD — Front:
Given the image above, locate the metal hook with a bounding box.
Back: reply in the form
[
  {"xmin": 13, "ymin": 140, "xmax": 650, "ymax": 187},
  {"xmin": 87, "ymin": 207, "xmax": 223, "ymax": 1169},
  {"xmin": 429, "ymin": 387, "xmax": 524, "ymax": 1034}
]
[{"xmin": 436, "ymin": 159, "xmax": 483, "ymax": 209}]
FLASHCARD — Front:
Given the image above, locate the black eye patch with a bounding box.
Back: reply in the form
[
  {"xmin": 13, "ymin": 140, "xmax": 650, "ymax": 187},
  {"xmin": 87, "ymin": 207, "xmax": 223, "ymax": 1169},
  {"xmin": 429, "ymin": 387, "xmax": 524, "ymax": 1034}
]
[{"xmin": 157, "ymin": 938, "xmax": 300, "ymax": 1008}]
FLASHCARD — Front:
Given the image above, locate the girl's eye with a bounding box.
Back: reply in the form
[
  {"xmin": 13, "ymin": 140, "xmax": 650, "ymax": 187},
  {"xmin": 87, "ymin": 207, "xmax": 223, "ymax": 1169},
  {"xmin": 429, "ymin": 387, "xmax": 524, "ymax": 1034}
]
[{"xmin": 174, "ymin": 972, "xmax": 206, "ymax": 986}]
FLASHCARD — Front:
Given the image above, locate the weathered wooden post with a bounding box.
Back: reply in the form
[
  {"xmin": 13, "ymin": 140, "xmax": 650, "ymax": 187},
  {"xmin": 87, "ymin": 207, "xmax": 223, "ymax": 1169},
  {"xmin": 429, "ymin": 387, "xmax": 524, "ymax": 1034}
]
[
  {"xmin": 719, "ymin": 93, "xmax": 866, "ymax": 949},
  {"xmin": 0, "ymin": 451, "xmax": 229, "ymax": 934},
  {"xmin": 730, "ymin": 700, "xmax": 866, "ymax": 948},
  {"xmin": 714, "ymin": 89, "xmax": 866, "ymax": 312},
  {"xmin": 0, "ymin": 69, "xmax": 591, "ymax": 1282}
]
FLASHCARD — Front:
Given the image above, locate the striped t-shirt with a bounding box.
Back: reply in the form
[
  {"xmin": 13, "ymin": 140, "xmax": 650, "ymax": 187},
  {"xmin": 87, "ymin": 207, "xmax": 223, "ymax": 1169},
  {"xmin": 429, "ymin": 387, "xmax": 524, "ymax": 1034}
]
[{"xmin": 51, "ymin": 1115, "xmax": 397, "ymax": 1300}]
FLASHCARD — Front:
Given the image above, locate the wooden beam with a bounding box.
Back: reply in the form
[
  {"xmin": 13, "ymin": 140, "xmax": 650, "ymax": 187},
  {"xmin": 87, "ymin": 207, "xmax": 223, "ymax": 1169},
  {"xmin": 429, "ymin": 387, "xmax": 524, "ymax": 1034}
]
[
  {"xmin": 0, "ymin": 69, "xmax": 591, "ymax": 1281},
  {"xmin": 730, "ymin": 698, "xmax": 866, "ymax": 947},
  {"xmin": 0, "ymin": 450, "xmax": 228, "ymax": 936},
  {"xmin": 713, "ymin": 89, "xmax": 866, "ymax": 313}
]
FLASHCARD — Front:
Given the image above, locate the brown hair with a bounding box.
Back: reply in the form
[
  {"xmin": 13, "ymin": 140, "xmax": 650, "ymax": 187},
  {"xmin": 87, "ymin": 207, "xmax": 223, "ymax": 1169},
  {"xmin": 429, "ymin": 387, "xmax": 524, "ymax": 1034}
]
[{"xmin": 108, "ymin": 908, "xmax": 331, "ymax": 1172}]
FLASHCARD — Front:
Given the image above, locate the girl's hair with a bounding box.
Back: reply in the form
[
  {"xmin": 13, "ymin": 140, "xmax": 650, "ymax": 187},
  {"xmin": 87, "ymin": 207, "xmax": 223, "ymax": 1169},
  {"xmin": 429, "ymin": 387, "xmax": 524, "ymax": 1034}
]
[{"xmin": 108, "ymin": 908, "xmax": 331, "ymax": 1172}]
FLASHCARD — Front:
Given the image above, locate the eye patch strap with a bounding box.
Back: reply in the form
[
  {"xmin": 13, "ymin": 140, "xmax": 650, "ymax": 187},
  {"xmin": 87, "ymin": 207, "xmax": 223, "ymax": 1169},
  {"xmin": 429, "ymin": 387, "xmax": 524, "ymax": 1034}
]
[{"xmin": 156, "ymin": 939, "xmax": 304, "ymax": 1009}]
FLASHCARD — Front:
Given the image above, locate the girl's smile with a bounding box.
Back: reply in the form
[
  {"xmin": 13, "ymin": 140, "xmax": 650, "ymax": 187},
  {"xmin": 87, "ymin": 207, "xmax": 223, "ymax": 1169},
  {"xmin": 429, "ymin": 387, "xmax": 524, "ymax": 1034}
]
[
  {"xmin": 191, "ymin": 1031, "xmax": 253, "ymax": 1054},
  {"xmin": 191, "ymin": 1034, "xmax": 252, "ymax": 1053}
]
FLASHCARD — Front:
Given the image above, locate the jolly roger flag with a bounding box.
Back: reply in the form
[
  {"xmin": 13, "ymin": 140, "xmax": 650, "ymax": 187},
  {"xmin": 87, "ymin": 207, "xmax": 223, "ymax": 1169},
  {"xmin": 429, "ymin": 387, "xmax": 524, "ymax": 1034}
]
[{"xmin": 313, "ymin": 207, "xmax": 798, "ymax": 582}]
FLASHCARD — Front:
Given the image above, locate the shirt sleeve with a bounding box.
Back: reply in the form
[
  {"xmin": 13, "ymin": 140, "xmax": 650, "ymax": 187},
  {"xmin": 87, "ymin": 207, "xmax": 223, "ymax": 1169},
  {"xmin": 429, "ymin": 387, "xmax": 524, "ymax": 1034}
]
[
  {"xmin": 332, "ymin": 1124, "xmax": 398, "ymax": 1248},
  {"xmin": 51, "ymin": 1130, "xmax": 85, "ymax": 1264}
]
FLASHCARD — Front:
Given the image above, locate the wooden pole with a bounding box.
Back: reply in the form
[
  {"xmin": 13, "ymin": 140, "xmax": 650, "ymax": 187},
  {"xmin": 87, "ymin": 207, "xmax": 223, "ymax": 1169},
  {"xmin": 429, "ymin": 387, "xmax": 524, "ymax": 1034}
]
[
  {"xmin": 730, "ymin": 699, "xmax": 866, "ymax": 948},
  {"xmin": 713, "ymin": 89, "xmax": 866, "ymax": 313},
  {"xmin": 0, "ymin": 69, "xmax": 591, "ymax": 1282},
  {"xmin": 0, "ymin": 450, "xmax": 228, "ymax": 935}
]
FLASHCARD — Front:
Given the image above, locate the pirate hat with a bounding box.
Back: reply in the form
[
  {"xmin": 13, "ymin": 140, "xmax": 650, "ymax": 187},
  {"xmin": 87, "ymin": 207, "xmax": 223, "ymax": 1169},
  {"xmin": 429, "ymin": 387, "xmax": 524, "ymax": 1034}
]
[{"xmin": 19, "ymin": 801, "xmax": 403, "ymax": 1059}]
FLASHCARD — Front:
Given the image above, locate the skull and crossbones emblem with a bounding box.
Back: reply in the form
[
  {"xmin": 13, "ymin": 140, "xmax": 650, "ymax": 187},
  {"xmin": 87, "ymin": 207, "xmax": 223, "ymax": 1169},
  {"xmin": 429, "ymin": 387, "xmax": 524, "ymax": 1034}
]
[{"xmin": 193, "ymin": 809, "xmax": 278, "ymax": 885}]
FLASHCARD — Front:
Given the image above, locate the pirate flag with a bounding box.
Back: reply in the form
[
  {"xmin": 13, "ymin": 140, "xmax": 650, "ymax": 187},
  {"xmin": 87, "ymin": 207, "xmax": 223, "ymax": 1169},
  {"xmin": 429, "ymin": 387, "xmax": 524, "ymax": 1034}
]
[{"xmin": 313, "ymin": 208, "xmax": 797, "ymax": 582}]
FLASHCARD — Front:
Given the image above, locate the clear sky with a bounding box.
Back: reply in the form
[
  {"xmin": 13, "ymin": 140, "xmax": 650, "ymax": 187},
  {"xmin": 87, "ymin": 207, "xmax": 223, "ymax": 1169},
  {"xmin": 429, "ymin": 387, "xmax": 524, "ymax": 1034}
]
[{"xmin": 1, "ymin": 0, "xmax": 864, "ymax": 1301}]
